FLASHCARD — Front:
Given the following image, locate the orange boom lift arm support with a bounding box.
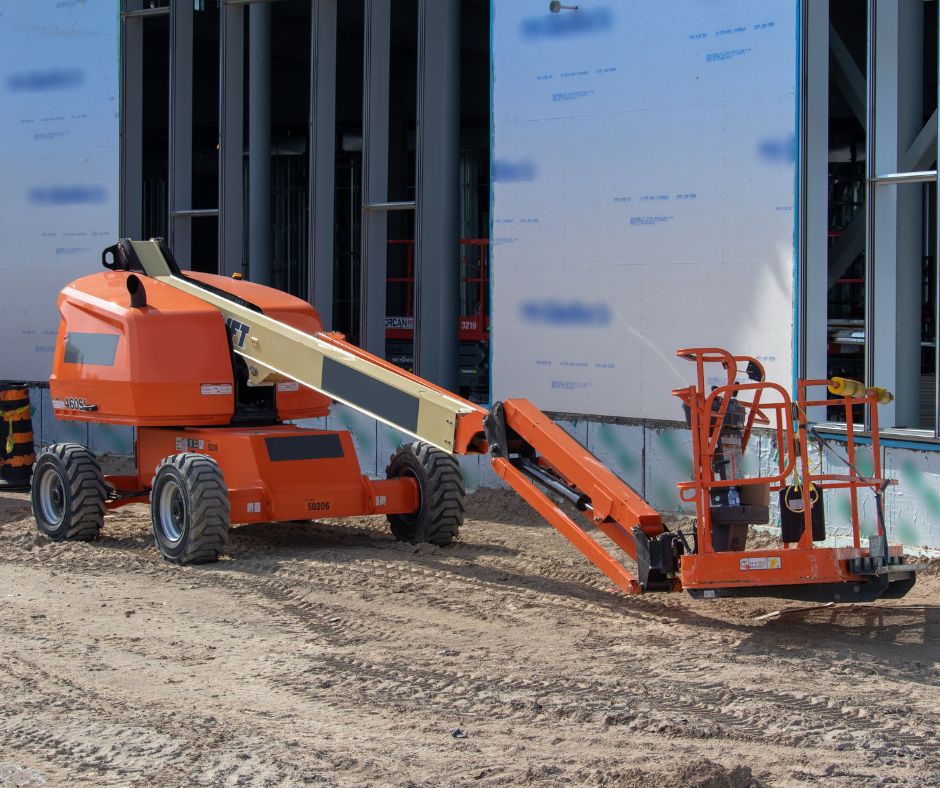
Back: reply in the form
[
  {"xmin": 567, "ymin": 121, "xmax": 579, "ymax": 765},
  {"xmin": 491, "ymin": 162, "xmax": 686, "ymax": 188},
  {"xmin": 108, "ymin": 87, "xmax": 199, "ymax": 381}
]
[{"xmin": 483, "ymin": 400, "xmax": 673, "ymax": 595}]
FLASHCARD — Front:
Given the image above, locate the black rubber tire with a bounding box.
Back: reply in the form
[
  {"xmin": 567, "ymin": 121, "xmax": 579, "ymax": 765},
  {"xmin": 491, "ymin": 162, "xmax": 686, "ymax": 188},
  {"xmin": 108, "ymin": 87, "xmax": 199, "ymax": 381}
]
[
  {"xmin": 385, "ymin": 441, "xmax": 465, "ymax": 545},
  {"xmin": 31, "ymin": 443, "xmax": 106, "ymax": 542},
  {"xmin": 150, "ymin": 453, "xmax": 230, "ymax": 565}
]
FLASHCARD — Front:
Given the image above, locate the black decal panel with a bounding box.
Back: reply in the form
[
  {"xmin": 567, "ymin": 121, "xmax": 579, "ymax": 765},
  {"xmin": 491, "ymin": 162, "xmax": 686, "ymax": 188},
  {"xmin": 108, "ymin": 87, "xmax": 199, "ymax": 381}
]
[
  {"xmin": 265, "ymin": 434, "xmax": 345, "ymax": 462},
  {"xmin": 321, "ymin": 358, "xmax": 419, "ymax": 433}
]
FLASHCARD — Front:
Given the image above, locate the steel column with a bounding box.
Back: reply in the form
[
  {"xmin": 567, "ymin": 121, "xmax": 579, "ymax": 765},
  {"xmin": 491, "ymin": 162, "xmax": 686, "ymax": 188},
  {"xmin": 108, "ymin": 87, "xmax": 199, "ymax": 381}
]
[
  {"xmin": 120, "ymin": 1, "xmax": 144, "ymax": 240},
  {"xmin": 935, "ymin": 10, "xmax": 940, "ymax": 439},
  {"xmin": 894, "ymin": 0, "xmax": 925, "ymax": 428},
  {"xmin": 801, "ymin": 0, "xmax": 829, "ymax": 420},
  {"xmin": 864, "ymin": 0, "xmax": 881, "ymax": 424},
  {"xmin": 169, "ymin": 0, "xmax": 193, "ymax": 266},
  {"xmin": 248, "ymin": 2, "xmax": 273, "ymax": 285},
  {"xmin": 867, "ymin": 0, "xmax": 925, "ymax": 429},
  {"xmin": 414, "ymin": 0, "xmax": 460, "ymax": 389},
  {"xmin": 219, "ymin": 2, "xmax": 245, "ymax": 277},
  {"xmin": 308, "ymin": 0, "xmax": 337, "ymax": 325},
  {"xmin": 359, "ymin": 0, "xmax": 392, "ymax": 356}
]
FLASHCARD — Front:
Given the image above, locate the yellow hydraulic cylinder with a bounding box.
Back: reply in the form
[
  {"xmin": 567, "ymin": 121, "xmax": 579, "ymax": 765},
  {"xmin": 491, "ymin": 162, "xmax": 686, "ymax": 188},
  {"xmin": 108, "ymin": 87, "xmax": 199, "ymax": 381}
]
[
  {"xmin": 828, "ymin": 377, "xmax": 894, "ymax": 403},
  {"xmin": 828, "ymin": 377, "xmax": 866, "ymax": 397},
  {"xmin": 867, "ymin": 386, "xmax": 894, "ymax": 404}
]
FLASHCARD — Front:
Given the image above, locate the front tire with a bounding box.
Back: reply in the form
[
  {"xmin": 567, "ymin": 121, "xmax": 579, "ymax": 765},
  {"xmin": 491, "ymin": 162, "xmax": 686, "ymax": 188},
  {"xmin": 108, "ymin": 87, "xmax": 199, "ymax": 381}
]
[
  {"xmin": 150, "ymin": 453, "xmax": 230, "ymax": 565},
  {"xmin": 385, "ymin": 442, "xmax": 465, "ymax": 545},
  {"xmin": 31, "ymin": 443, "xmax": 106, "ymax": 542}
]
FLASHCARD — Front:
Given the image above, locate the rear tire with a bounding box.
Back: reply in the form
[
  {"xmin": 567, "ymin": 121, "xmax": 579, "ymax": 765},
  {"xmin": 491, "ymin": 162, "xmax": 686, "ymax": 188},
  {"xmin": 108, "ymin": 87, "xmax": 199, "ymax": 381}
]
[
  {"xmin": 151, "ymin": 453, "xmax": 230, "ymax": 565},
  {"xmin": 31, "ymin": 443, "xmax": 106, "ymax": 542},
  {"xmin": 385, "ymin": 441, "xmax": 465, "ymax": 545}
]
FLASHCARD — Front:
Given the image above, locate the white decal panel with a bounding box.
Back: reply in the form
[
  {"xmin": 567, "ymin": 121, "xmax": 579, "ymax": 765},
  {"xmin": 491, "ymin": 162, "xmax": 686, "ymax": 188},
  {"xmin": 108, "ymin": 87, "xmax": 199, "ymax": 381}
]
[{"xmin": 739, "ymin": 556, "xmax": 782, "ymax": 571}]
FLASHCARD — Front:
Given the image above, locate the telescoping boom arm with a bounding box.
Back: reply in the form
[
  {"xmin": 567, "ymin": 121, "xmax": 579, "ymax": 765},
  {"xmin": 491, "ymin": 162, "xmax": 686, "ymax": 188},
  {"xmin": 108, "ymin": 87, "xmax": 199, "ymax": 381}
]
[
  {"xmin": 111, "ymin": 239, "xmax": 675, "ymax": 595},
  {"xmin": 120, "ymin": 239, "xmax": 487, "ymax": 455}
]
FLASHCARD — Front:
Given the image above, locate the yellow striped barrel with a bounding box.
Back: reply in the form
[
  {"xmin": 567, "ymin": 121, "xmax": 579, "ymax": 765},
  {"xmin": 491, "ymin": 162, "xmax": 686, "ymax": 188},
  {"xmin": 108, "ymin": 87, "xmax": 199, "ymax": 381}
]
[{"xmin": 0, "ymin": 385, "xmax": 34, "ymax": 490}]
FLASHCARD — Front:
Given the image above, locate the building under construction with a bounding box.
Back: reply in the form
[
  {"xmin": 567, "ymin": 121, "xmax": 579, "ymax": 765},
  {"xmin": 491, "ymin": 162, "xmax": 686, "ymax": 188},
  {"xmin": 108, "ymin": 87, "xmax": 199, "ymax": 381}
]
[{"xmin": 0, "ymin": 0, "xmax": 938, "ymax": 549}]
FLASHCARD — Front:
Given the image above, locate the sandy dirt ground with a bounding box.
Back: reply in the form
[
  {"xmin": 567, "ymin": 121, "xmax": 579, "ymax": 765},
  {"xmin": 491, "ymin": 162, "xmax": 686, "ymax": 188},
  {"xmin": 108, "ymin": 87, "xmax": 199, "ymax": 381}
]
[{"xmin": 0, "ymin": 486, "xmax": 938, "ymax": 787}]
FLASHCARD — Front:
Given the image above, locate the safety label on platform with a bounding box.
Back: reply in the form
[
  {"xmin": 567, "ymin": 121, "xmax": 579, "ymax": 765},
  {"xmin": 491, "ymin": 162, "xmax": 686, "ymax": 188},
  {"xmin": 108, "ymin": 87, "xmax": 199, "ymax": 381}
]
[
  {"xmin": 740, "ymin": 556, "xmax": 782, "ymax": 571},
  {"xmin": 276, "ymin": 381, "xmax": 300, "ymax": 392},
  {"xmin": 200, "ymin": 384, "xmax": 233, "ymax": 396}
]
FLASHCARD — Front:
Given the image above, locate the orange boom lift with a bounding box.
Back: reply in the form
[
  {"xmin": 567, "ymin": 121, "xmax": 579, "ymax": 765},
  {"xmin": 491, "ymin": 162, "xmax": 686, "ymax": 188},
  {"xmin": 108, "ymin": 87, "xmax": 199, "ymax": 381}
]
[{"xmin": 33, "ymin": 239, "xmax": 924, "ymax": 602}]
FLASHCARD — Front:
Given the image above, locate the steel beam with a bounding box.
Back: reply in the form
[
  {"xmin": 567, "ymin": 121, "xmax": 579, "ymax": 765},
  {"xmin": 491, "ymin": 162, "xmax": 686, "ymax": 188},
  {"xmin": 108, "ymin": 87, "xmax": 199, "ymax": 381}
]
[
  {"xmin": 830, "ymin": 22, "xmax": 867, "ymax": 127},
  {"xmin": 123, "ymin": 6, "xmax": 170, "ymax": 18},
  {"xmin": 827, "ymin": 211, "xmax": 865, "ymax": 290},
  {"xmin": 366, "ymin": 201, "xmax": 415, "ymax": 211},
  {"xmin": 902, "ymin": 108, "xmax": 938, "ymax": 172}
]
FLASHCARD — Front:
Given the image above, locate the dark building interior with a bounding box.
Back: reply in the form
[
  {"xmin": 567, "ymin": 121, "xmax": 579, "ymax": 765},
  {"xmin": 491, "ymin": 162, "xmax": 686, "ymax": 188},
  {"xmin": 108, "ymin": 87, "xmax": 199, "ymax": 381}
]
[{"xmin": 134, "ymin": 0, "xmax": 490, "ymax": 400}]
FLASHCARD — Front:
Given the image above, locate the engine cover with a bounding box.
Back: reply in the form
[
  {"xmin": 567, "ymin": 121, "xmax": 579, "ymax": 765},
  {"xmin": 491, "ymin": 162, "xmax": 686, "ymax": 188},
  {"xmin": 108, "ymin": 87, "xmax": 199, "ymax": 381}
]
[{"xmin": 50, "ymin": 270, "xmax": 331, "ymax": 426}]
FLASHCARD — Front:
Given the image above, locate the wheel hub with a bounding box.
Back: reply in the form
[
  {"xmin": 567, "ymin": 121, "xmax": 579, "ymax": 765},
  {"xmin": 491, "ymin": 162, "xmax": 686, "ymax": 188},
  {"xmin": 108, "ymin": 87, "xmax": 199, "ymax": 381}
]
[
  {"xmin": 39, "ymin": 468, "xmax": 66, "ymax": 526},
  {"xmin": 158, "ymin": 480, "xmax": 186, "ymax": 543}
]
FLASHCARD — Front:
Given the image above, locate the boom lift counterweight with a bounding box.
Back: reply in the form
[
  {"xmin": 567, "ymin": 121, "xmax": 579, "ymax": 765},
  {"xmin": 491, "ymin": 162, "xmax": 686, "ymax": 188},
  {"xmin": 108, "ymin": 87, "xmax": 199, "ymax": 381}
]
[{"xmin": 32, "ymin": 239, "xmax": 924, "ymax": 603}]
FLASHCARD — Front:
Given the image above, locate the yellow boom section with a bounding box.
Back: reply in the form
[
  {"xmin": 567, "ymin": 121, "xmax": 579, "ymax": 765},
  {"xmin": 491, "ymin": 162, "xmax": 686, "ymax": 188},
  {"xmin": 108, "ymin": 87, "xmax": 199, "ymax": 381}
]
[{"xmin": 129, "ymin": 240, "xmax": 484, "ymax": 454}]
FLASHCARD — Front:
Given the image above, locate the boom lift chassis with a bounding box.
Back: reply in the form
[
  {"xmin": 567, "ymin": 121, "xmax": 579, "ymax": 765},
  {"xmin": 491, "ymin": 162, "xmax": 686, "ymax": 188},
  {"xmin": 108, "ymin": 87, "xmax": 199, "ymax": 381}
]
[{"xmin": 33, "ymin": 240, "xmax": 924, "ymax": 603}]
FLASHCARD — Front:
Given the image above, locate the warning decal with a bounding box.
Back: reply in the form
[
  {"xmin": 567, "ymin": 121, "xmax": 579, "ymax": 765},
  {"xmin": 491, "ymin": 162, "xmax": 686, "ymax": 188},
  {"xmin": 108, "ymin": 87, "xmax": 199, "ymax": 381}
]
[
  {"xmin": 201, "ymin": 384, "xmax": 233, "ymax": 396},
  {"xmin": 739, "ymin": 556, "xmax": 782, "ymax": 571}
]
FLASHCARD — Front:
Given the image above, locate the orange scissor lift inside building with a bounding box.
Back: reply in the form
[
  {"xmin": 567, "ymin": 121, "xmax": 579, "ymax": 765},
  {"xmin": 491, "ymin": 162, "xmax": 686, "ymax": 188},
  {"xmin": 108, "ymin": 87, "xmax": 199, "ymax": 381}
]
[{"xmin": 33, "ymin": 239, "xmax": 923, "ymax": 602}]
